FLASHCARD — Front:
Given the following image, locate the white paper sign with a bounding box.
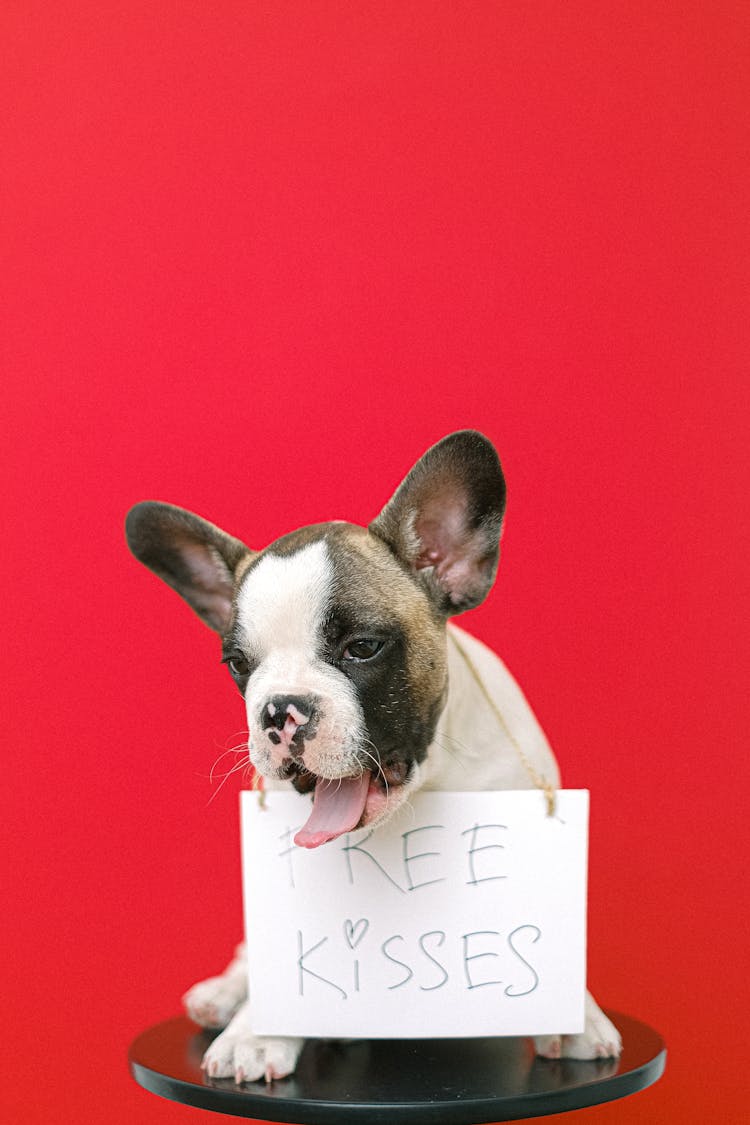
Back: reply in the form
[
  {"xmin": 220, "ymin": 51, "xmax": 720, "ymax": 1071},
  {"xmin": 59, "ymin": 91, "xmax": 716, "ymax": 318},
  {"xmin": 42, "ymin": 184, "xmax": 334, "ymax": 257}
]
[{"xmin": 241, "ymin": 789, "xmax": 588, "ymax": 1039}]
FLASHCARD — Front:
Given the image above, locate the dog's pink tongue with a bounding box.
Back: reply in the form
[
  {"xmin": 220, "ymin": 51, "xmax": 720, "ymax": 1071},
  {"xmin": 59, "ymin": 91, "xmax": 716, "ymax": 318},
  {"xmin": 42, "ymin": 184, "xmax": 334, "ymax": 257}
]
[{"xmin": 294, "ymin": 773, "xmax": 371, "ymax": 849}]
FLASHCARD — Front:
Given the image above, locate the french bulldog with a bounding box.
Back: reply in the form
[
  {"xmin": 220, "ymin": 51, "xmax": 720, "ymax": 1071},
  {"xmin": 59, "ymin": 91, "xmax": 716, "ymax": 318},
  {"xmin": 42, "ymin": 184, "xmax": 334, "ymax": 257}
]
[{"xmin": 126, "ymin": 430, "xmax": 621, "ymax": 1083}]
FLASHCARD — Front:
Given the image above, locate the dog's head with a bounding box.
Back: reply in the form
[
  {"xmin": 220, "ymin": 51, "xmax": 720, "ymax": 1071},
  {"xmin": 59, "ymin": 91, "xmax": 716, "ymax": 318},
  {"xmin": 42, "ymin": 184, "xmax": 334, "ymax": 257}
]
[{"xmin": 126, "ymin": 431, "xmax": 505, "ymax": 846}]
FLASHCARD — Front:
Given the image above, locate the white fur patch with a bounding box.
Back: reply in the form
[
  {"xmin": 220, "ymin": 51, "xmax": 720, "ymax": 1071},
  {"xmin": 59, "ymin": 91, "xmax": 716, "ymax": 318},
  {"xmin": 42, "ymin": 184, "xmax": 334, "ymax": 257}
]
[
  {"xmin": 235, "ymin": 541, "xmax": 367, "ymax": 780},
  {"xmin": 236, "ymin": 540, "xmax": 333, "ymax": 664}
]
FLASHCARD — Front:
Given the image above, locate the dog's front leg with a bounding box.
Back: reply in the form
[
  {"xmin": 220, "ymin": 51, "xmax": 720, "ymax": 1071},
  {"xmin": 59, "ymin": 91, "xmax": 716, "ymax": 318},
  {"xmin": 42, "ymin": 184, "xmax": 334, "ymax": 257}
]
[
  {"xmin": 534, "ymin": 991, "xmax": 622, "ymax": 1059},
  {"xmin": 183, "ymin": 942, "xmax": 249, "ymax": 1029},
  {"xmin": 201, "ymin": 1000, "xmax": 304, "ymax": 1084}
]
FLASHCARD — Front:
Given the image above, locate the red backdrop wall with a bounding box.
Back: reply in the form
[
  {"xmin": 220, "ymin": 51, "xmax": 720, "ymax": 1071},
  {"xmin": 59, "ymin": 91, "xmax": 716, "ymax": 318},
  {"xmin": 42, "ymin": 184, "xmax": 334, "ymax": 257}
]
[{"xmin": 3, "ymin": 4, "xmax": 747, "ymax": 1123}]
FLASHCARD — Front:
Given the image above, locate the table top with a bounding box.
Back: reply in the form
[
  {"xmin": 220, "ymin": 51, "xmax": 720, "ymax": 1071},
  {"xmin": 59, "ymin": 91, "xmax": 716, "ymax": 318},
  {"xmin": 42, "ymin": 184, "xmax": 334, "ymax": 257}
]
[{"xmin": 129, "ymin": 1010, "xmax": 665, "ymax": 1124}]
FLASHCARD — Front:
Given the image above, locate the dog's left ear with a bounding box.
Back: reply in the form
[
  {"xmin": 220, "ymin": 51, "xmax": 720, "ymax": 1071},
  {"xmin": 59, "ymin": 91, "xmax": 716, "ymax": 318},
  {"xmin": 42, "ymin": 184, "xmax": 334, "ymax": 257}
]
[
  {"xmin": 125, "ymin": 501, "xmax": 252, "ymax": 633},
  {"xmin": 369, "ymin": 430, "xmax": 506, "ymax": 616}
]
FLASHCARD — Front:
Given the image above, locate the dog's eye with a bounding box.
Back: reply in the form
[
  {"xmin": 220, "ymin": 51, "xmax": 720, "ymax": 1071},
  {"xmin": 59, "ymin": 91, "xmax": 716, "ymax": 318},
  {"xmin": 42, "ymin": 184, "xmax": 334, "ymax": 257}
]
[
  {"xmin": 227, "ymin": 653, "xmax": 250, "ymax": 677},
  {"xmin": 343, "ymin": 638, "xmax": 384, "ymax": 662}
]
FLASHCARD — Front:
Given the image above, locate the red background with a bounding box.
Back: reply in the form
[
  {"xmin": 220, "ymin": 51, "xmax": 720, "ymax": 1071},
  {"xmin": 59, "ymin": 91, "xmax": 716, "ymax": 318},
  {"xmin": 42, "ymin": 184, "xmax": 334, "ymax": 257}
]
[{"xmin": 3, "ymin": 4, "xmax": 748, "ymax": 1123}]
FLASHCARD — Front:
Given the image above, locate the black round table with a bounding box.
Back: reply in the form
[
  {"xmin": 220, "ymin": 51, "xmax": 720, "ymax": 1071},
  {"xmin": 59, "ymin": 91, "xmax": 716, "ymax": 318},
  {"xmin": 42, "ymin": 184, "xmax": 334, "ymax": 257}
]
[{"xmin": 129, "ymin": 1011, "xmax": 665, "ymax": 1123}]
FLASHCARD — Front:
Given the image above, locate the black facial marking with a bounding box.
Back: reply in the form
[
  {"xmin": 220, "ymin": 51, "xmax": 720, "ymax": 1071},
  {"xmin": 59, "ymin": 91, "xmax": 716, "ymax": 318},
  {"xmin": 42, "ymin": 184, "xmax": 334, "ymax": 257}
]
[
  {"xmin": 281, "ymin": 761, "xmax": 317, "ymax": 794},
  {"xmin": 325, "ymin": 604, "xmax": 442, "ymax": 779},
  {"xmin": 292, "ymin": 773, "xmax": 317, "ymax": 794}
]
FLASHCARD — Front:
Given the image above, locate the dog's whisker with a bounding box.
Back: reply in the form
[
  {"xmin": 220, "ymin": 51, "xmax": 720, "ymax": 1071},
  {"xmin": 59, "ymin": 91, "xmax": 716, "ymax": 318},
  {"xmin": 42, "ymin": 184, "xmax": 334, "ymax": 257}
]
[
  {"xmin": 206, "ymin": 755, "xmax": 253, "ymax": 806},
  {"xmin": 213, "ymin": 755, "xmax": 252, "ymax": 782},
  {"xmin": 359, "ymin": 744, "xmax": 389, "ymax": 800},
  {"xmin": 207, "ymin": 743, "xmax": 251, "ymax": 784},
  {"xmin": 399, "ymin": 789, "xmax": 419, "ymax": 826},
  {"xmin": 215, "ymin": 728, "xmax": 252, "ymax": 750},
  {"xmin": 431, "ymin": 730, "xmax": 470, "ymax": 766},
  {"xmin": 432, "ymin": 728, "xmax": 468, "ymax": 751},
  {"xmin": 359, "ymin": 739, "xmax": 386, "ymax": 779}
]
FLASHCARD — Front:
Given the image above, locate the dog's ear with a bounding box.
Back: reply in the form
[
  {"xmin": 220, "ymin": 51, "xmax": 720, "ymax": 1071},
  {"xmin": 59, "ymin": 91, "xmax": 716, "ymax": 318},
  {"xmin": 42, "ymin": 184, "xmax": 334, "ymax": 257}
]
[
  {"xmin": 369, "ymin": 431, "xmax": 506, "ymax": 616},
  {"xmin": 125, "ymin": 502, "xmax": 253, "ymax": 633}
]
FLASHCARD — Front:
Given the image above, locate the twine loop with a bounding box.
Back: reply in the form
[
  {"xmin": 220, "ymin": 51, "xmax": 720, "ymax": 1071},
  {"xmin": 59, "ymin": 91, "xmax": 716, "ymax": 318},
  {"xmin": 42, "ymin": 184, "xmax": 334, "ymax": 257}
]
[{"xmin": 450, "ymin": 631, "xmax": 557, "ymax": 817}]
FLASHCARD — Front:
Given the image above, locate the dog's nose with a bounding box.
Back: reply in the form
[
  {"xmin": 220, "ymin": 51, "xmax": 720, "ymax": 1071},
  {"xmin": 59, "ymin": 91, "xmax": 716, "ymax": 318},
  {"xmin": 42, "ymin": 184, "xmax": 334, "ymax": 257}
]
[{"xmin": 261, "ymin": 694, "xmax": 319, "ymax": 755}]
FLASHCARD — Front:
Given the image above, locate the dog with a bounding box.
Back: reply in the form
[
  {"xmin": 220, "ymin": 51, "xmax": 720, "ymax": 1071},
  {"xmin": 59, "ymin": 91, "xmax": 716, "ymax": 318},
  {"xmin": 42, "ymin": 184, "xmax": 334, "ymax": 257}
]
[{"xmin": 126, "ymin": 430, "xmax": 622, "ymax": 1083}]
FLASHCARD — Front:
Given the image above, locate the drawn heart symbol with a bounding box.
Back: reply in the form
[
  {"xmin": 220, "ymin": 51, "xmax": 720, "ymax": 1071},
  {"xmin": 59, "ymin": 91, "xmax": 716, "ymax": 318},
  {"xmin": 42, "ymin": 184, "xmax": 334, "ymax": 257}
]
[{"xmin": 344, "ymin": 918, "xmax": 369, "ymax": 949}]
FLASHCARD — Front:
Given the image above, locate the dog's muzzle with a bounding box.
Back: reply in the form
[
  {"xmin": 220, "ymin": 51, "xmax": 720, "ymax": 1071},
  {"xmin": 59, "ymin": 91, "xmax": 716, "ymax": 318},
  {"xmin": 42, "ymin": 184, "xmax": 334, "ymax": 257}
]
[{"xmin": 255, "ymin": 693, "xmax": 414, "ymax": 852}]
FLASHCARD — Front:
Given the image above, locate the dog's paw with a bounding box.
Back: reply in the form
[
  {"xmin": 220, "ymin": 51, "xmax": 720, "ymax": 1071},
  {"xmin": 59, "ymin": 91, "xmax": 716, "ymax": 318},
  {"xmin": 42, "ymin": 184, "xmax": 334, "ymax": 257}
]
[
  {"xmin": 203, "ymin": 1032, "xmax": 304, "ymax": 1084},
  {"xmin": 535, "ymin": 994, "xmax": 622, "ymax": 1061},
  {"xmin": 183, "ymin": 945, "xmax": 248, "ymax": 1029},
  {"xmin": 201, "ymin": 1002, "xmax": 303, "ymax": 1084},
  {"xmin": 561, "ymin": 1003, "xmax": 622, "ymax": 1060},
  {"xmin": 183, "ymin": 973, "xmax": 247, "ymax": 1029}
]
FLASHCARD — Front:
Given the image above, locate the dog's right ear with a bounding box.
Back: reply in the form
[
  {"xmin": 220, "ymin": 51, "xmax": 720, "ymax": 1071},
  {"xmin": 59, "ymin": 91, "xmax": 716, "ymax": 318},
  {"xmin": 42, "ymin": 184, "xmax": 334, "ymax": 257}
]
[
  {"xmin": 125, "ymin": 502, "xmax": 253, "ymax": 633},
  {"xmin": 369, "ymin": 431, "xmax": 506, "ymax": 616}
]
